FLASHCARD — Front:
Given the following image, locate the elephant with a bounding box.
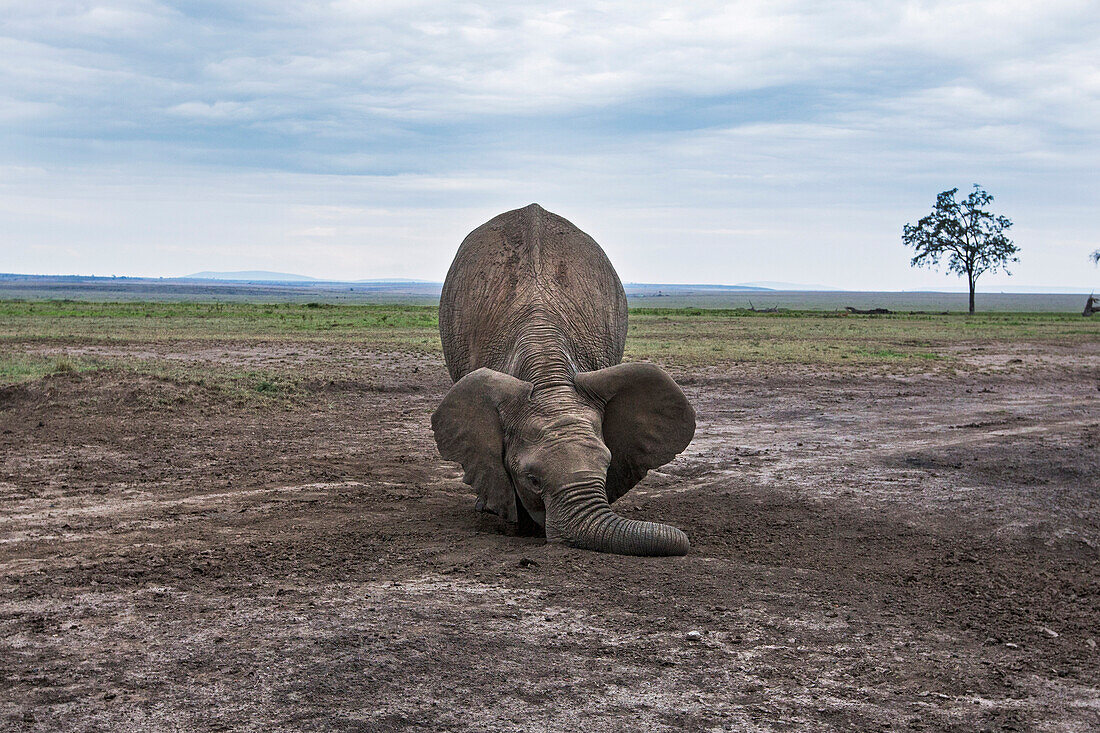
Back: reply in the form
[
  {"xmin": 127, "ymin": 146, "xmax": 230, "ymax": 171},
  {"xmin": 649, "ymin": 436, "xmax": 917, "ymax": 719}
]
[{"xmin": 431, "ymin": 203, "xmax": 696, "ymax": 556}]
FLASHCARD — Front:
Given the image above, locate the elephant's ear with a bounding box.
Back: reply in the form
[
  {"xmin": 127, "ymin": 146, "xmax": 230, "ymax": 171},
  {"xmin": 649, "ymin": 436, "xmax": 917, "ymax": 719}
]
[
  {"xmin": 575, "ymin": 362, "xmax": 695, "ymax": 503},
  {"xmin": 431, "ymin": 367, "xmax": 532, "ymax": 522}
]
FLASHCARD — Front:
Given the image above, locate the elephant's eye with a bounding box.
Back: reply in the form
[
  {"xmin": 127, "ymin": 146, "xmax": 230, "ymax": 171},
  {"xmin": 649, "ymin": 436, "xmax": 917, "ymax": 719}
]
[{"xmin": 526, "ymin": 473, "xmax": 540, "ymax": 488}]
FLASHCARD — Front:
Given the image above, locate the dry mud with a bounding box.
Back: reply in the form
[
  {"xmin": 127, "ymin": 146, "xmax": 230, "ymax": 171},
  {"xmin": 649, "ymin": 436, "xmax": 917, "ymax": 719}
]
[{"xmin": 2, "ymin": 343, "xmax": 1098, "ymax": 732}]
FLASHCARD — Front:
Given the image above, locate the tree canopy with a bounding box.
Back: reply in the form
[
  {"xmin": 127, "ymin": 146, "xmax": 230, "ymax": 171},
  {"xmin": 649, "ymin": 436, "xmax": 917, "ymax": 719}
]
[{"xmin": 902, "ymin": 185, "xmax": 1018, "ymax": 314}]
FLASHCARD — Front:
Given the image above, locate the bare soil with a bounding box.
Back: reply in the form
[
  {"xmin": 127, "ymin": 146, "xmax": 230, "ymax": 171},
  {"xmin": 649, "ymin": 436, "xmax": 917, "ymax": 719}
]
[{"xmin": 2, "ymin": 342, "xmax": 1098, "ymax": 732}]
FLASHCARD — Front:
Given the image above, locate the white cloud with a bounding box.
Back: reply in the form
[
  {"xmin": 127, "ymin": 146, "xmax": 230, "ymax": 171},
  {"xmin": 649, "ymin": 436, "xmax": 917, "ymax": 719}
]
[
  {"xmin": 4, "ymin": 1, "xmax": 1094, "ymax": 122},
  {"xmin": 166, "ymin": 100, "xmax": 254, "ymax": 119},
  {"xmin": 0, "ymin": 1, "xmax": 1097, "ymax": 287}
]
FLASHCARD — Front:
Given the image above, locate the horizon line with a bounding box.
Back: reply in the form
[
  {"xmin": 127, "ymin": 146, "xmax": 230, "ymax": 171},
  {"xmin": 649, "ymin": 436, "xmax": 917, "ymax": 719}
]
[{"xmin": 0, "ymin": 272, "xmax": 1095, "ymax": 294}]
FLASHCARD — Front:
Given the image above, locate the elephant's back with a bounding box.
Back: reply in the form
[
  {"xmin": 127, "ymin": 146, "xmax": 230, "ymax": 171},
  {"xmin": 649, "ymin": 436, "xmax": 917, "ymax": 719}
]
[{"xmin": 439, "ymin": 204, "xmax": 628, "ymax": 382}]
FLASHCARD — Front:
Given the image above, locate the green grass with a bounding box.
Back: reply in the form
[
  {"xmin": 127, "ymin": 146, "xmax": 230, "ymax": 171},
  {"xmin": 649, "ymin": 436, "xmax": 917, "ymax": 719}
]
[
  {"xmin": 117, "ymin": 360, "xmax": 303, "ymax": 406},
  {"xmin": 624, "ymin": 308, "xmax": 1096, "ymax": 366},
  {"xmin": 0, "ymin": 300, "xmax": 438, "ymax": 343},
  {"xmin": 1, "ymin": 300, "xmax": 1096, "ymax": 382},
  {"xmin": 0, "ymin": 352, "xmax": 108, "ymax": 385},
  {"xmin": 0, "ymin": 348, "xmax": 306, "ymax": 406}
]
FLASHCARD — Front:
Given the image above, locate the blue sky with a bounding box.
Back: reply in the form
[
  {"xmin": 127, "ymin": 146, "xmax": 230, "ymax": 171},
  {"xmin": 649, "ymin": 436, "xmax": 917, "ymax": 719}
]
[{"xmin": 2, "ymin": 1, "xmax": 1098, "ymax": 289}]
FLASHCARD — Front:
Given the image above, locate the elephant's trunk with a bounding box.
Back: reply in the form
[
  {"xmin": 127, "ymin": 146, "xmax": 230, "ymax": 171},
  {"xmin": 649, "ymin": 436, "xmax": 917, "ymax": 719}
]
[{"xmin": 545, "ymin": 479, "xmax": 689, "ymax": 556}]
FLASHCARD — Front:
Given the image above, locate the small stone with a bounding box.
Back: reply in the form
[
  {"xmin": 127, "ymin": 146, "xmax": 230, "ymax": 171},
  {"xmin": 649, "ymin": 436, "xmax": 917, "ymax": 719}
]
[
  {"xmin": 1038, "ymin": 626, "xmax": 1059, "ymax": 638},
  {"xmin": 685, "ymin": 630, "xmax": 703, "ymax": 642},
  {"xmin": 1004, "ymin": 642, "xmax": 1019, "ymax": 649},
  {"xmin": 1086, "ymin": 638, "xmax": 1096, "ymax": 649}
]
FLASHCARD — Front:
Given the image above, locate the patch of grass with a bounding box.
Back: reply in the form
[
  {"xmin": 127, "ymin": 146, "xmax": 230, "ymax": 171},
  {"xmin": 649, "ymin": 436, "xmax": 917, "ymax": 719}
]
[
  {"xmin": 0, "ymin": 301, "xmax": 440, "ymax": 344},
  {"xmin": 115, "ymin": 360, "xmax": 303, "ymax": 406},
  {"xmin": 1, "ymin": 300, "xmax": 1096, "ymax": 370},
  {"xmin": 0, "ymin": 352, "xmax": 301, "ymax": 410},
  {"xmin": 0, "ymin": 351, "xmax": 107, "ymax": 386},
  {"xmin": 624, "ymin": 309, "xmax": 1096, "ymax": 366}
]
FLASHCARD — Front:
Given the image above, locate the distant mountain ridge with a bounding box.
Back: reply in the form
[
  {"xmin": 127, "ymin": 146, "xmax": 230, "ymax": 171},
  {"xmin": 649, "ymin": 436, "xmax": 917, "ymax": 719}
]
[
  {"xmin": 7, "ymin": 272, "xmax": 1091, "ymax": 294},
  {"xmin": 736, "ymin": 281, "xmax": 841, "ymax": 291},
  {"xmin": 624, "ymin": 282, "xmax": 771, "ymax": 292},
  {"xmin": 181, "ymin": 272, "xmax": 849, "ymax": 291},
  {"xmin": 184, "ymin": 271, "xmax": 437, "ymax": 284},
  {"xmin": 1, "ymin": 274, "xmax": 1092, "ymax": 311},
  {"xmin": 185, "ymin": 271, "xmax": 319, "ymax": 282}
]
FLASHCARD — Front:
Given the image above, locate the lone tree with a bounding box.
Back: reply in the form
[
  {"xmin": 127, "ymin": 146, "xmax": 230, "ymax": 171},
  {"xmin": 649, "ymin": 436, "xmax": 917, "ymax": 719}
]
[
  {"xmin": 1087, "ymin": 250, "xmax": 1100, "ymax": 316},
  {"xmin": 903, "ymin": 184, "xmax": 1018, "ymax": 314}
]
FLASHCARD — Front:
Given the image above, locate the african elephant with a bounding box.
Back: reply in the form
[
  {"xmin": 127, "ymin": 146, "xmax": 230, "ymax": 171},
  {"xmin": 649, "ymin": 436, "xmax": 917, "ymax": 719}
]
[{"xmin": 431, "ymin": 204, "xmax": 695, "ymax": 556}]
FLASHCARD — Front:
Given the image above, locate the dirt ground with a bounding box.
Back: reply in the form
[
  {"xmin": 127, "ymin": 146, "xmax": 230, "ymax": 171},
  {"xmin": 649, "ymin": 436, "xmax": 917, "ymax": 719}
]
[{"xmin": 2, "ymin": 340, "xmax": 1098, "ymax": 732}]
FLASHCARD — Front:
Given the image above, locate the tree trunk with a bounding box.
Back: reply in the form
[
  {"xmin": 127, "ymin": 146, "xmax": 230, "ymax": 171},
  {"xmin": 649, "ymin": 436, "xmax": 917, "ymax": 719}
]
[{"xmin": 968, "ymin": 275, "xmax": 976, "ymax": 315}]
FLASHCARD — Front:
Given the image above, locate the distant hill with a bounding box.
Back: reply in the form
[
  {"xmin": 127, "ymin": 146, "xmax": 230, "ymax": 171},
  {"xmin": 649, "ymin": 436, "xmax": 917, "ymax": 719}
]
[
  {"xmin": 909, "ymin": 285, "xmax": 1097, "ymax": 294},
  {"xmin": 185, "ymin": 271, "xmax": 320, "ymax": 282},
  {"xmin": 8, "ymin": 271, "xmax": 1092, "ymax": 296},
  {"xmin": 626, "ymin": 282, "xmax": 848, "ymax": 292},
  {"xmin": 1, "ymin": 274, "xmax": 1091, "ymax": 310},
  {"xmin": 183, "ymin": 272, "xmax": 443, "ymax": 284},
  {"xmin": 624, "ymin": 283, "xmax": 772, "ymax": 292},
  {"xmin": 736, "ymin": 281, "xmax": 841, "ymax": 291}
]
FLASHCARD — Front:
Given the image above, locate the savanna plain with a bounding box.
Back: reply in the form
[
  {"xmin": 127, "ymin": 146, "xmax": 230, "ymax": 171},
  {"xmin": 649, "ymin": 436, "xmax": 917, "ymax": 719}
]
[{"xmin": 1, "ymin": 300, "xmax": 1098, "ymax": 732}]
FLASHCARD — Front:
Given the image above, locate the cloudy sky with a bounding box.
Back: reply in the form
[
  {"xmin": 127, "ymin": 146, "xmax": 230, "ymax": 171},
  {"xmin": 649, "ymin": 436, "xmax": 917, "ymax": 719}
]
[{"xmin": 2, "ymin": 1, "xmax": 1098, "ymax": 288}]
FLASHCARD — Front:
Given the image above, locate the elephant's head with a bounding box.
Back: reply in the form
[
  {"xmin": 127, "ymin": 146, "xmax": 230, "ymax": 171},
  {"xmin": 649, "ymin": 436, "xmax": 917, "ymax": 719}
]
[{"xmin": 431, "ymin": 363, "xmax": 695, "ymax": 556}]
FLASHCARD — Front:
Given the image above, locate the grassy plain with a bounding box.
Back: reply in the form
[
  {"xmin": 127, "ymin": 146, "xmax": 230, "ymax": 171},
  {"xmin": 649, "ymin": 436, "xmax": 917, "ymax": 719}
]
[{"xmin": 2, "ymin": 300, "xmax": 1096, "ymax": 382}]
